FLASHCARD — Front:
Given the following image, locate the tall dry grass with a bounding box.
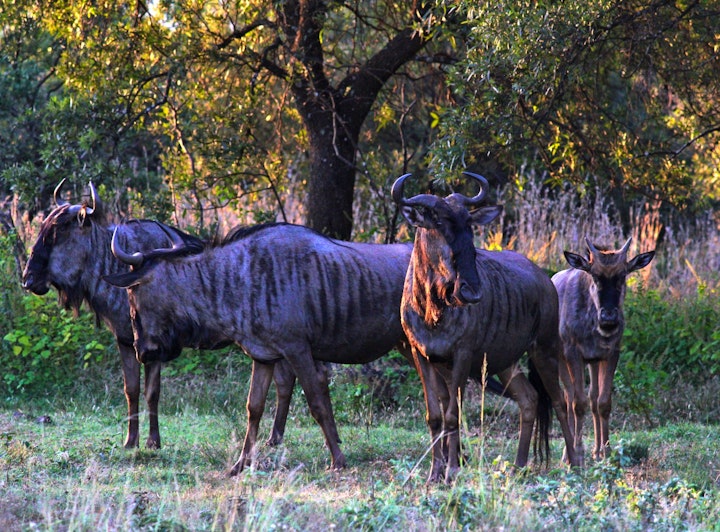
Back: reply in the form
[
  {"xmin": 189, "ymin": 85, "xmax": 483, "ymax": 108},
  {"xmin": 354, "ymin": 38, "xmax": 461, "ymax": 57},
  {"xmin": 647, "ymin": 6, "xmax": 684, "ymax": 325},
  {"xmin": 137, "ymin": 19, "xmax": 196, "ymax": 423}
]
[{"xmin": 477, "ymin": 175, "xmax": 720, "ymax": 298}]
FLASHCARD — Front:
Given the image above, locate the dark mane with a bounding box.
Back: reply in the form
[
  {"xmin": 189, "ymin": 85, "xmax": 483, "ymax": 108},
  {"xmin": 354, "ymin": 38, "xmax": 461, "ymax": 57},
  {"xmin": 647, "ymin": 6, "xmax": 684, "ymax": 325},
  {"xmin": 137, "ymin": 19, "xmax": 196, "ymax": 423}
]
[
  {"xmin": 219, "ymin": 222, "xmax": 340, "ymax": 248},
  {"xmin": 221, "ymin": 222, "xmax": 293, "ymax": 245}
]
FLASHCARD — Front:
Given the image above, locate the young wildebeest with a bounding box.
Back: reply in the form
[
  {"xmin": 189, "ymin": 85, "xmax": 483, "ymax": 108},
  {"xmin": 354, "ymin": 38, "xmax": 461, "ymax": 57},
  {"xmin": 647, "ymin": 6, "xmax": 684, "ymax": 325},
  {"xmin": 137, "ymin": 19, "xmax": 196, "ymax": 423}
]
[
  {"xmin": 105, "ymin": 222, "xmax": 417, "ymax": 474},
  {"xmin": 393, "ymin": 171, "xmax": 580, "ymax": 483},
  {"xmin": 552, "ymin": 237, "xmax": 655, "ymax": 465},
  {"xmin": 21, "ymin": 181, "xmax": 296, "ymax": 450}
]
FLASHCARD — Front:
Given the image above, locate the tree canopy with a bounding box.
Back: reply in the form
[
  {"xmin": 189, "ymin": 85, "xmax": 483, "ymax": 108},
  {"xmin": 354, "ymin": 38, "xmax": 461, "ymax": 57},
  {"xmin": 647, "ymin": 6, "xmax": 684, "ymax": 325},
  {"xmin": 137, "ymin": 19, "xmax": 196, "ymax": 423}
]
[
  {"xmin": 432, "ymin": 0, "xmax": 720, "ymax": 215},
  {"xmin": 1, "ymin": 0, "xmax": 718, "ymax": 240}
]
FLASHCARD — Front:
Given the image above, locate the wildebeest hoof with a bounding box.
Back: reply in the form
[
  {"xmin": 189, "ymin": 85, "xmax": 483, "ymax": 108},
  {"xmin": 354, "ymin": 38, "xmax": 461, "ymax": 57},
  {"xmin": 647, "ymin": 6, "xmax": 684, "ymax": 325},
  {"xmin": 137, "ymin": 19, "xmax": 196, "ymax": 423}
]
[
  {"xmin": 145, "ymin": 438, "xmax": 161, "ymax": 450},
  {"xmin": 265, "ymin": 436, "xmax": 283, "ymax": 447},
  {"xmin": 229, "ymin": 457, "xmax": 251, "ymax": 477}
]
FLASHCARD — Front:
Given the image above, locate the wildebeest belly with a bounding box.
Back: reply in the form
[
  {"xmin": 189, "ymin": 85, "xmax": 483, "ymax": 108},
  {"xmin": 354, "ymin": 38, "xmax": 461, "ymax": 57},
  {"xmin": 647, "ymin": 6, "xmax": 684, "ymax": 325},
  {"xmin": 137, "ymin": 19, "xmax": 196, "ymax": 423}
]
[{"xmin": 407, "ymin": 313, "xmax": 539, "ymax": 375}]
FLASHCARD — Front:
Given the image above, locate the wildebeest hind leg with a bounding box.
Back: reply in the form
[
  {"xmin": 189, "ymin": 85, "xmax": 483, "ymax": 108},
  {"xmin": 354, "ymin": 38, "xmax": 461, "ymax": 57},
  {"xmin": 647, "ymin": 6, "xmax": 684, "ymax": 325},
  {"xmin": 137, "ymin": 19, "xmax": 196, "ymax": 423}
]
[
  {"xmin": 531, "ymin": 346, "xmax": 582, "ymax": 467},
  {"xmin": 144, "ymin": 361, "xmax": 162, "ymax": 449},
  {"xmin": 498, "ymin": 365, "xmax": 537, "ymax": 468},
  {"xmin": 267, "ymin": 360, "xmax": 295, "ymax": 446},
  {"xmin": 230, "ymin": 360, "xmax": 275, "ymax": 476},
  {"xmin": 285, "ymin": 351, "xmax": 346, "ymax": 471}
]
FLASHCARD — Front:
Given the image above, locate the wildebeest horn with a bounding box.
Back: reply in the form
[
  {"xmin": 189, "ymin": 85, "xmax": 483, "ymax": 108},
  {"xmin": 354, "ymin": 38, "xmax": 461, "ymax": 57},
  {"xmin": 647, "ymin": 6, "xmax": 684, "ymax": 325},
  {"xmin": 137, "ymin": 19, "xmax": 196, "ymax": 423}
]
[
  {"xmin": 391, "ymin": 173, "xmax": 413, "ymax": 206},
  {"xmin": 585, "ymin": 237, "xmax": 600, "ymax": 257},
  {"xmin": 111, "ymin": 227, "xmax": 145, "ymax": 267},
  {"xmin": 154, "ymin": 221, "xmax": 187, "ymax": 250},
  {"xmin": 54, "ymin": 178, "xmax": 70, "ymax": 207},
  {"xmin": 85, "ymin": 181, "xmax": 98, "ymax": 215},
  {"xmin": 390, "ymin": 173, "xmax": 450, "ymax": 209},
  {"xmin": 619, "ymin": 237, "xmax": 632, "ymax": 255},
  {"xmin": 460, "ymin": 171, "xmax": 489, "ymax": 207}
]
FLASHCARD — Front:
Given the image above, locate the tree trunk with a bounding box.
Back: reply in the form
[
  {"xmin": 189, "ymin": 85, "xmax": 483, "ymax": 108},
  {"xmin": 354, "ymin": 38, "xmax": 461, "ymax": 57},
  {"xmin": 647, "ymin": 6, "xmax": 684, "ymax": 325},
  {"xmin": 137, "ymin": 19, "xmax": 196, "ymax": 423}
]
[
  {"xmin": 0, "ymin": 211, "xmax": 27, "ymax": 281},
  {"xmin": 279, "ymin": 0, "xmax": 431, "ymax": 239},
  {"xmin": 305, "ymin": 123, "xmax": 357, "ymax": 239}
]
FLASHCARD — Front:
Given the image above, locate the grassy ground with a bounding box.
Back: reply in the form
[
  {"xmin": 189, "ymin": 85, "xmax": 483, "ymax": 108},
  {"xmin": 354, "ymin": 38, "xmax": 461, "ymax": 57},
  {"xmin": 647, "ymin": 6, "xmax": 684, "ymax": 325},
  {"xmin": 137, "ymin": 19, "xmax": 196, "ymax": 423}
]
[{"xmin": 2, "ymin": 370, "xmax": 719, "ymax": 531}]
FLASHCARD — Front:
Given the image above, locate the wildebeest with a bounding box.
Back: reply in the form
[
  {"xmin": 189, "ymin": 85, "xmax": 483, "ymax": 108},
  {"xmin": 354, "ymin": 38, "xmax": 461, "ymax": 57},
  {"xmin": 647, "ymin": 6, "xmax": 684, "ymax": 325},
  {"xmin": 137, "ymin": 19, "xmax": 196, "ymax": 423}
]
[
  {"xmin": 105, "ymin": 221, "xmax": 417, "ymax": 474},
  {"xmin": 552, "ymin": 237, "xmax": 655, "ymax": 465},
  {"xmin": 21, "ymin": 181, "xmax": 296, "ymax": 450},
  {"xmin": 392, "ymin": 171, "xmax": 580, "ymax": 482}
]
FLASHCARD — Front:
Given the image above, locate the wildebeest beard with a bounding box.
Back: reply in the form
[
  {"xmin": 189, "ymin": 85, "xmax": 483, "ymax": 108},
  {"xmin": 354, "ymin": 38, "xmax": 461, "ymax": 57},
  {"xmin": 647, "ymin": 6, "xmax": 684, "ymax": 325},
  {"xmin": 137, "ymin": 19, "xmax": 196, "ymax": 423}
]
[{"xmin": 410, "ymin": 243, "xmax": 458, "ymax": 326}]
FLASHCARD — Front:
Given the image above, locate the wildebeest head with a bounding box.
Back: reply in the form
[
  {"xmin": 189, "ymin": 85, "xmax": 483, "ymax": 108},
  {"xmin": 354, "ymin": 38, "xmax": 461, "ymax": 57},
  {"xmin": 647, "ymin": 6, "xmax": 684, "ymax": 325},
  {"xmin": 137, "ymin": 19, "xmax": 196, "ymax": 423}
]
[
  {"xmin": 392, "ymin": 172, "xmax": 502, "ymax": 306},
  {"xmin": 564, "ymin": 237, "xmax": 655, "ymax": 335},
  {"xmin": 105, "ymin": 224, "xmax": 202, "ymax": 363},
  {"xmin": 22, "ymin": 180, "xmax": 105, "ymax": 307}
]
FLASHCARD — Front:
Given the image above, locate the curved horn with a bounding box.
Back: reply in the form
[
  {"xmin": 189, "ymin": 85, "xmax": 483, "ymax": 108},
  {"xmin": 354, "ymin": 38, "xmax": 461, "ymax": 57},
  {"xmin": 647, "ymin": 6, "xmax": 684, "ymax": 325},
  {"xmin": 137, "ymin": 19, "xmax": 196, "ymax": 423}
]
[
  {"xmin": 585, "ymin": 236, "xmax": 601, "ymax": 257},
  {"xmin": 111, "ymin": 227, "xmax": 145, "ymax": 267},
  {"xmin": 154, "ymin": 221, "xmax": 187, "ymax": 250},
  {"xmin": 619, "ymin": 237, "xmax": 632, "ymax": 255},
  {"xmin": 54, "ymin": 179, "xmax": 70, "ymax": 207},
  {"xmin": 460, "ymin": 171, "xmax": 489, "ymax": 207},
  {"xmin": 391, "ymin": 173, "xmax": 413, "ymax": 206},
  {"xmin": 391, "ymin": 173, "xmax": 442, "ymax": 210},
  {"xmin": 85, "ymin": 181, "xmax": 98, "ymax": 215}
]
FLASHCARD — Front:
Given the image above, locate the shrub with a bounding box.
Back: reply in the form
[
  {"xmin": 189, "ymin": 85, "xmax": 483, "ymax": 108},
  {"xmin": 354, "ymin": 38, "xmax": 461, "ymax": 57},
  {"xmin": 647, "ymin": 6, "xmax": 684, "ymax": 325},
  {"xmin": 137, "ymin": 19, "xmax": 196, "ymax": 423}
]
[{"xmin": 1, "ymin": 293, "xmax": 116, "ymax": 395}]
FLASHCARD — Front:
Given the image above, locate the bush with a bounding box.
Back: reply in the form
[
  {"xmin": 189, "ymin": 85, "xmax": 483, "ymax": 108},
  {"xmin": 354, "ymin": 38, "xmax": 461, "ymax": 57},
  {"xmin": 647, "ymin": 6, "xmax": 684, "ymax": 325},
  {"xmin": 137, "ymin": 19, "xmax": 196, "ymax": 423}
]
[
  {"xmin": 1, "ymin": 294, "xmax": 116, "ymax": 395},
  {"xmin": 622, "ymin": 286, "xmax": 720, "ymax": 378}
]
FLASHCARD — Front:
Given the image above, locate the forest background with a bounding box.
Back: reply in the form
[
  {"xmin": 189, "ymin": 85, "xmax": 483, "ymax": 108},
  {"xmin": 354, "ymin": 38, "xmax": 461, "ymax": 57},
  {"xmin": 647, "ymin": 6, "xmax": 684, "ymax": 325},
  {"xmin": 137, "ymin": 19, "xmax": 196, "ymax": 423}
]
[{"xmin": 1, "ymin": 1, "xmax": 720, "ymax": 529}]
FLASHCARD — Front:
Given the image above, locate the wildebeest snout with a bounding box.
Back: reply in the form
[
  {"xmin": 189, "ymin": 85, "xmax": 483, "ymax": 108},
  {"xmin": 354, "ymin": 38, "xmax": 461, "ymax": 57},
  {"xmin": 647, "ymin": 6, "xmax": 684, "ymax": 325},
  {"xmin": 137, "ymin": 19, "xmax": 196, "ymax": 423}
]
[
  {"xmin": 598, "ymin": 307, "xmax": 620, "ymax": 331},
  {"xmin": 456, "ymin": 280, "xmax": 482, "ymax": 305},
  {"xmin": 21, "ymin": 270, "xmax": 50, "ymax": 295}
]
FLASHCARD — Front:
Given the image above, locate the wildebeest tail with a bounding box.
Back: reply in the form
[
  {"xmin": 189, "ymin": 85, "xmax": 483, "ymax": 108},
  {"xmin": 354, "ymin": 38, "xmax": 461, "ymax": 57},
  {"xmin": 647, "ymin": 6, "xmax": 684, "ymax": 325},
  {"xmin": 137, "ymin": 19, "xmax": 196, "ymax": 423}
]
[{"xmin": 528, "ymin": 358, "xmax": 551, "ymax": 466}]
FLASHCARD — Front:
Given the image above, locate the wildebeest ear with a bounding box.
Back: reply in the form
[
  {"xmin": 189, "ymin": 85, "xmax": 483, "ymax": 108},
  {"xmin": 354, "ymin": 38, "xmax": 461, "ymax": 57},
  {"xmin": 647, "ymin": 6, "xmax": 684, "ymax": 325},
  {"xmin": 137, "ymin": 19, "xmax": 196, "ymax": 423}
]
[
  {"xmin": 627, "ymin": 250, "xmax": 655, "ymax": 273},
  {"xmin": 103, "ymin": 271, "xmax": 145, "ymax": 289},
  {"xmin": 470, "ymin": 205, "xmax": 502, "ymax": 226},
  {"xmin": 564, "ymin": 250, "xmax": 591, "ymax": 271},
  {"xmin": 401, "ymin": 205, "xmax": 436, "ymax": 229}
]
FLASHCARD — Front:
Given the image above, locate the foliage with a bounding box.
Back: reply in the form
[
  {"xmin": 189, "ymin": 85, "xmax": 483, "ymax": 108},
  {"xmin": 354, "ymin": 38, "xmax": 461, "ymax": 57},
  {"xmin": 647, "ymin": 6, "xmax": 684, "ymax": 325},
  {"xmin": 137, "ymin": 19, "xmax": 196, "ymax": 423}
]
[
  {"xmin": 433, "ymin": 0, "xmax": 720, "ymax": 214},
  {"xmin": 0, "ymin": 0, "xmax": 451, "ymax": 239},
  {"xmin": 615, "ymin": 285, "xmax": 720, "ymax": 426},
  {"xmin": 1, "ymin": 294, "xmax": 116, "ymax": 395},
  {"xmin": 0, "ymin": 2, "xmax": 171, "ymax": 219}
]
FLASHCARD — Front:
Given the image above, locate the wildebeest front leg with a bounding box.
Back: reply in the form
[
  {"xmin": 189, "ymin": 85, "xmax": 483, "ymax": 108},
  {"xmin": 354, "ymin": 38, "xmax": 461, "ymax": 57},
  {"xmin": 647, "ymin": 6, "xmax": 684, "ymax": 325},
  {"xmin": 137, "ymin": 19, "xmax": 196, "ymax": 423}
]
[
  {"xmin": 230, "ymin": 360, "xmax": 275, "ymax": 476},
  {"xmin": 144, "ymin": 361, "xmax": 162, "ymax": 449},
  {"xmin": 412, "ymin": 348, "xmax": 446, "ymax": 483},
  {"xmin": 119, "ymin": 342, "xmax": 142, "ymax": 448},
  {"xmin": 589, "ymin": 351, "xmax": 619, "ymax": 460},
  {"xmin": 443, "ymin": 351, "xmax": 473, "ymax": 483},
  {"xmin": 497, "ymin": 365, "xmax": 538, "ymax": 468}
]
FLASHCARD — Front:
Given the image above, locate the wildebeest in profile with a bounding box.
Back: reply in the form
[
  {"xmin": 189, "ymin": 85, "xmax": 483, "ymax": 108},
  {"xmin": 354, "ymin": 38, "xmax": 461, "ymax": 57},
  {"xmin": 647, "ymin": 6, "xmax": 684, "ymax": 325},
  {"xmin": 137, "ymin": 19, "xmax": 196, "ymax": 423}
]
[
  {"xmin": 553, "ymin": 237, "xmax": 655, "ymax": 465},
  {"xmin": 393, "ymin": 171, "xmax": 580, "ymax": 483},
  {"xmin": 21, "ymin": 180, "xmax": 296, "ymax": 450},
  {"xmin": 105, "ymin": 221, "xmax": 416, "ymax": 474}
]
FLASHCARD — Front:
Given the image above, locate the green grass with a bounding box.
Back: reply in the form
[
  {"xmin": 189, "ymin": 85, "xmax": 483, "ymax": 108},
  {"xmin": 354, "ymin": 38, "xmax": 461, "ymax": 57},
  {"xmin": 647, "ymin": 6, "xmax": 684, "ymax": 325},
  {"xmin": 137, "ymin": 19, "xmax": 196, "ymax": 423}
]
[{"xmin": 2, "ymin": 373, "xmax": 719, "ymax": 531}]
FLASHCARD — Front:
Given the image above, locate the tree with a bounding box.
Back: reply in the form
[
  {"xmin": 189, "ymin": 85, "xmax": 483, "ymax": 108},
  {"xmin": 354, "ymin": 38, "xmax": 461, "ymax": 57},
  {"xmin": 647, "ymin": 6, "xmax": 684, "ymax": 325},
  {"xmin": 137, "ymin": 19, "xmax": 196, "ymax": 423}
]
[
  {"xmin": 432, "ymin": 0, "xmax": 720, "ymax": 215},
  {"xmin": 5, "ymin": 0, "xmax": 446, "ymax": 240}
]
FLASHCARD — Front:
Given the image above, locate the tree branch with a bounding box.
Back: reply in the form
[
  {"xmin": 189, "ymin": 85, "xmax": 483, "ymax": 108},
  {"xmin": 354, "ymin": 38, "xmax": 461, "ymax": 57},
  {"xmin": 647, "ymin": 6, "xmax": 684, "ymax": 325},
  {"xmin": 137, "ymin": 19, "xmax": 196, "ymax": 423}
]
[{"xmin": 216, "ymin": 19, "xmax": 274, "ymax": 50}]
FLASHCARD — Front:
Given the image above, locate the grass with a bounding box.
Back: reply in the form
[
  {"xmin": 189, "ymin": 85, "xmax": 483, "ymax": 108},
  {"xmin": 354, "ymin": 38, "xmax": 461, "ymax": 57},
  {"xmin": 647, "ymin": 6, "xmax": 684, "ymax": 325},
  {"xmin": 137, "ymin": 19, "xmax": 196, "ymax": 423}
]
[{"xmin": 2, "ymin": 372, "xmax": 719, "ymax": 531}]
